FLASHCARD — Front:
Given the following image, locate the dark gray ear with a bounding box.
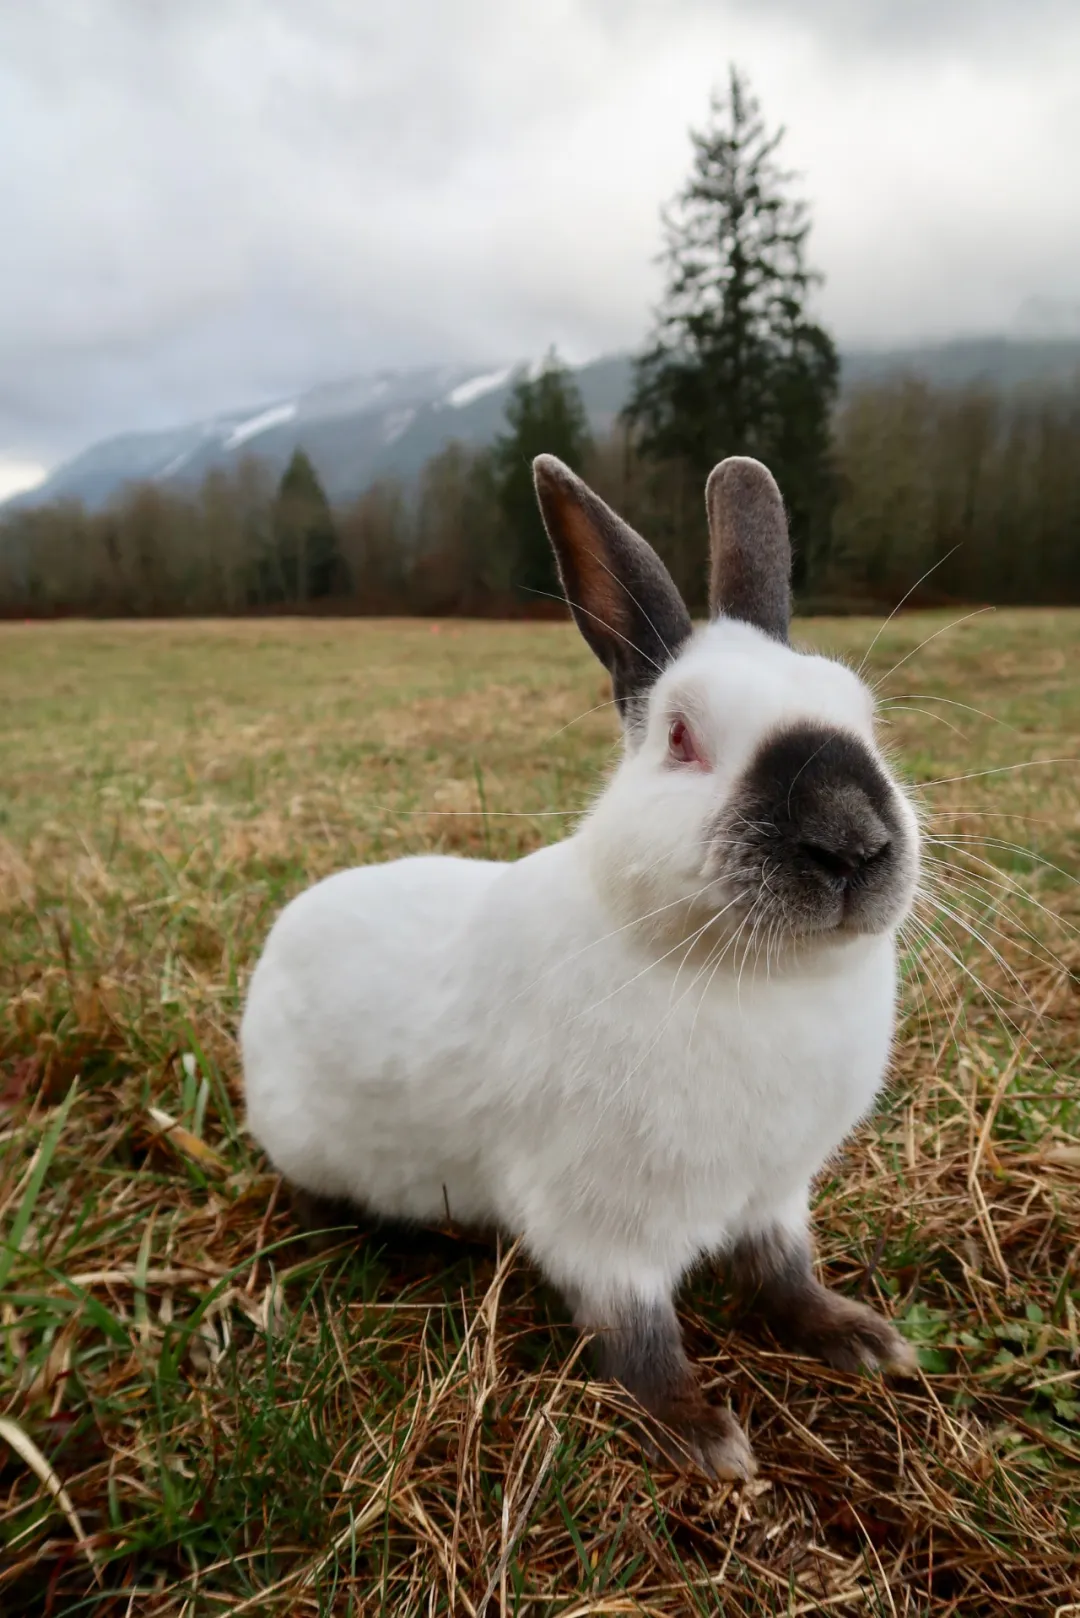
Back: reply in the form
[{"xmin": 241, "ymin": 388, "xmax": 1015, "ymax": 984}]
[
  {"xmin": 705, "ymin": 457, "xmax": 791, "ymax": 642},
  {"xmin": 533, "ymin": 455, "xmax": 692, "ymax": 732}
]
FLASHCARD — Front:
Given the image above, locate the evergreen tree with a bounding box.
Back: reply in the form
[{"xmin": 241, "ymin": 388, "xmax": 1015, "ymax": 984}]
[
  {"xmin": 490, "ymin": 349, "xmax": 592, "ymax": 602},
  {"xmin": 270, "ymin": 449, "xmax": 340, "ymax": 603},
  {"xmin": 626, "ymin": 67, "xmax": 838, "ymax": 594}
]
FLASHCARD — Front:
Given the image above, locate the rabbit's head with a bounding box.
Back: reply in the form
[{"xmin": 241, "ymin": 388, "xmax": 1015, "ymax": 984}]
[{"xmin": 534, "ymin": 455, "xmax": 920, "ymax": 953}]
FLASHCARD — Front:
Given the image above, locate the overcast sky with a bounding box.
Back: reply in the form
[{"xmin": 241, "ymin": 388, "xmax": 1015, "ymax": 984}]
[{"xmin": 2, "ymin": 0, "xmax": 1078, "ymax": 495}]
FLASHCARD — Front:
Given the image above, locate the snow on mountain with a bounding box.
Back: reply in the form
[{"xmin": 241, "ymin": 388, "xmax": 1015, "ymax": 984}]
[
  {"xmin": 155, "ymin": 449, "xmax": 195, "ymax": 481},
  {"xmin": 445, "ymin": 367, "xmax": 514, "ymax": 408},
  {"xmin": 4, "ymin": 355, "xmax": 634, "ymax": 512},
  {"xmin": 382, "ymin": 408, "xmax": 417, "ymax": 445},
  {"xmin": 222, "ymin": 402, "xmax": 298, "ymax": 450},
  {"xmin": 7, "ymin": 339, "xmax": 1080, "ymax": 520},
  {"xmin": 0, "ymin": 459, "xmax": 47, "ymax": 501}
]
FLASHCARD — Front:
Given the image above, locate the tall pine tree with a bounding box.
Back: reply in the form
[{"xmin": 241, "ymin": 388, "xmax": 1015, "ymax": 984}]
[
  {"xmin": 490, "ymin": 349, "xmax": 592, "ymax": 603},
  {"xmin": 626, "ymin": 68, "xmax": 838, "ymax": 595}
]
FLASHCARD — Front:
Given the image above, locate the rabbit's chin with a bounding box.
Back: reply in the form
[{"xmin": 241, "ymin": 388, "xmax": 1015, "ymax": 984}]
[
  {"xmin": 704, "ymin": 867, "xmax": 918, "ymax": 948},
  {"xmin": 684, "ymin": 894, "xmax": 911, "ymax": 970},
  {"xmin": 588, "ymin": 838, "xmax": 917, "ymax": 966},
  {"xmin": 597, "ymin": 875, "xmax": 909, "ymax": 987},
  {"xmin": 714, "ymin": 844, "xmax": 920, "ymax": 951}
]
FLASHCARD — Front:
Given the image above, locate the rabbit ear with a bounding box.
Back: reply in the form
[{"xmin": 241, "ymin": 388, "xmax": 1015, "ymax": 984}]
[
  {"xmin": 533, "ymin": 455, "xmax": 692, "ymax": 732},
  {"xmin": 705, "ymin": 457, "xmax": 791, "ymax": 642}
]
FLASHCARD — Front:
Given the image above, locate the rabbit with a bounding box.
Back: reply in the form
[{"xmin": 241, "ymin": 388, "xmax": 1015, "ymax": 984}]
[{"xmin": 240, "ymin": 453, "xmax": 921, "ymax": 1480}]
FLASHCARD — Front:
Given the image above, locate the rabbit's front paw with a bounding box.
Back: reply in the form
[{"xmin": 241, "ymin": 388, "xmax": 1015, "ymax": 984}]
[
  {"xmin": 730, "ymin": 1227, "xmax": 916, "ymax": 1377},
  {"xmin": 580, "ymin": 1290, "xmax": 757, "ymax": 1480},
  {"xmin": 642, "ymin": 1390, "xmax": 756, "ymax": 1480},
  {"xmin": 791, "ymin": 1293, "xmax": 916, "ymax": 1375}
]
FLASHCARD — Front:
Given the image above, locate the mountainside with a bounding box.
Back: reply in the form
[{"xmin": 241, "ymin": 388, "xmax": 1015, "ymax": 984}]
[
  {"xmin": 8, "ymin": 338, "xmax": 1080, "ymax": 513},
  {"xmin": 841, "ymin": 336, "xmax": 1080, "ymax": 391},
  {"xmin": 9, "ymin": 357, "xmax": 634, "ymax": 513}
]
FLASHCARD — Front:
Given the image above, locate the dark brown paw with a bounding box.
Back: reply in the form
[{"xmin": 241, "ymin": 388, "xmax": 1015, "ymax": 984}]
[
  {"xmin": 790, "ymin": 1293, "xmax": 916, "ymax": 1375},
  {"xmin": 641, "ymin": 1393, "xmax": 756, "ymax": 1481}
]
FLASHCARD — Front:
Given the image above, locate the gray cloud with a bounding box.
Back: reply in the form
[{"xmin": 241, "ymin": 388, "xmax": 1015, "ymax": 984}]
[
  {"xmin": 2, "ymin": 0, "xmax": 1078, "ymax": 474},
  {"xmin": 725, "ymin": 0, "xmax": 1076, "ymax": 50}
]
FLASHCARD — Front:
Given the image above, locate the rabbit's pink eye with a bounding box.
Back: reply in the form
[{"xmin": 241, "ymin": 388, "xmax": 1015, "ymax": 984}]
[{"xmin": 668, "ymin": 718, "xmax": 701, "ymax": 765}]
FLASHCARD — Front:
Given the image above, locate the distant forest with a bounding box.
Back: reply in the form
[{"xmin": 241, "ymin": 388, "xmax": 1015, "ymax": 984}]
[
  {"xmin": 4, "ymin": 369, "xmax": 1079, "ymax": 617},
  {"xmin": 4, "ymin": 71, "xmax": 1079, "ymax": 617}
]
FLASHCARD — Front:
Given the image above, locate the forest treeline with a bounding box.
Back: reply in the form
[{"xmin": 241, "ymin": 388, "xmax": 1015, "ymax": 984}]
[
  {"xmin": 4, "ymin": 68, "xmax": 1079, "ymax": 617},
  {"xmin": 3, "ymin": 370, "xmax": 1079, "ymax": 618}
]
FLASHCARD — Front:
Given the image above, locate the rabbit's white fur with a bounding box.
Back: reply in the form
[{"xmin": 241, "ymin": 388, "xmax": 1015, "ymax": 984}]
[{"xmin": 241, "ymin": 616, "xmax": 917, "ymax": 1315}]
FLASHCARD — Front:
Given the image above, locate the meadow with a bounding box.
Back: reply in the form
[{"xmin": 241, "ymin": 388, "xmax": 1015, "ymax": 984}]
[{"xmin": 0, "ymin": 610, "xmax": 1077, "ymax": 1616}]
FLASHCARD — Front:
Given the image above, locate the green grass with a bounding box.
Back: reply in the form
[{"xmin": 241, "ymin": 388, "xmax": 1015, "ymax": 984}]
[{"xmin": 0, "ymin": 610, "xmax": 1078, "ymax": 1615}]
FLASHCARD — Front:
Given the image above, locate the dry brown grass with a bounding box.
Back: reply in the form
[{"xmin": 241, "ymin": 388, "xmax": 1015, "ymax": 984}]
[{"xmin": 0, "ymin": 610, "xmax": 1077, "ymax": 1616}]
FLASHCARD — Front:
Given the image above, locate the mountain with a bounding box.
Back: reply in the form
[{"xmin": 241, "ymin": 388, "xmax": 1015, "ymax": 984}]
[
  {"xmin": 7, "ymin": 337, "xmax": 1080, "ymax": 513},
  {"xmin": 7, "ymin": 356, "xmax": 633, "ymax": 513},
  {"xmin": 840, "ymin": 335, "xmax": 1080, "ymax": 391}
]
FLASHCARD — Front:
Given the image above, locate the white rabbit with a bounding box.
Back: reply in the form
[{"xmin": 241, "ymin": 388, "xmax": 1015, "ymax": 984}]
[{"xmin": 241, "ymin": 455, "xmax": 920, "ymax": 1479}]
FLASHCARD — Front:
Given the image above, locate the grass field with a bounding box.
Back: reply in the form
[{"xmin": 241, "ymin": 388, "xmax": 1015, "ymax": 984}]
[{"xmin": 1, "ymin": 610, "xmax": 1078, "ymax": 1616}]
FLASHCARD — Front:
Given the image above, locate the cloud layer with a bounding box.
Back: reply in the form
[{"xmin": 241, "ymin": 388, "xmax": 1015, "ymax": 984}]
[{"xmin": 2, "ymin": 0, "xmax": 1078, "ymax": 471}]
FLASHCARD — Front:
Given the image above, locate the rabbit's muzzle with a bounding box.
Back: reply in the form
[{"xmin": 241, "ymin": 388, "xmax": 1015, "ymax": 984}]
[{"xmin": 712, "ymin": 722, "xmax": 917, "ymax": 939}]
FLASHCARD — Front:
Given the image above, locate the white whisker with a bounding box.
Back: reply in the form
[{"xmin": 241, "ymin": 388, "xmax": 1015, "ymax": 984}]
[
  {"xmin": 855, "ymin": 546, "xmax": 964, "ymax": 677},
  {"xmin": 870, "ymin": 606, "xmax": 996, "ymax": 695},
  {"xmin": 879, "ymin": 692, "xmax": 1017, "ymax": 732},
  {"xmin": 917, "ymin": 758, "xmax": 1078, "ymax": 790}
]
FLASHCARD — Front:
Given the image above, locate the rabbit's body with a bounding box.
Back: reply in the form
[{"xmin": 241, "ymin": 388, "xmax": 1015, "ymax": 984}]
[
  {"xmin": 243, "ymin": 854, "xmax": 504, "ymax": 1226},
  {"xmin": 243, "ymin": 835, "xmax": 895, "ymax": 1303},
  {"xmin": 242, "ymin": 459, "xmax": 920, "ymax": 1479}
]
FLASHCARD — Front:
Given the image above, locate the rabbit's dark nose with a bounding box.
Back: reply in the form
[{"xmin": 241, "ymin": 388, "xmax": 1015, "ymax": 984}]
[{"xmin": 800, "ymin": 823, "xmax": 890, "ymax": 887}]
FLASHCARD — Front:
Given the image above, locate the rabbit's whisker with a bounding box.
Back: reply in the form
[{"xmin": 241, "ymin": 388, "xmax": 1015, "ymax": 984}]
[
  {"xmin": 588, "ymin": 920, "xmax": 741, "ymax": 1134},
  {"xmin": 915, "ymin": 883, "xmax": 1042, "ymax": 1020},
  {"xmin": 568, "ymin": 906, "xmax": 725, "ymax": 1025},
  {"xmin": 879, "ymin": 692, "xmax": 1016, "ymax": 731},
  {"xmin": 734, "ymin": 893, "xmax": 768, "ymax": 999},
  {"xmin": 915, "ymin": 758, "xmax": 1078, "ymax": 791},
  {"xmin": 869, "ymin": 606, "xmax": 996, "ymax": 696},
  {"xmin": 663, "ymin": 885, "xmax": 757, "ymax": 1007},
  {"xmin": 920, "ymin": 855, "xmax": 1076, "ymax": 972},
  {"xmin": 914, "ymin": 925, "xmax": 1045, "ymax": 1069},
  {"xmin": 927, "ymin": 836, "xmax": 1080, "ymax": 897},
  {"xmin": 584, "ymin": 545, "xmax": 680, "ymax": 664},
  {"xmin": 921, "ymin": 808, "xmax": 1058, "ymax": 826},
  {"xmin": 906, "ymin": 894, "xmax": 1053, "ymax": 1066},
  {"xmin": 382, "ymin": 807, "xmax": 585, "ymax": 818},
  {"xmin": 570, "ymin": 888, "xmax": 749, "ymax": 1026},
  {"xmin": 546, "ymin": 696, "xmax": 623, "ymax": 739},
  {"xmin": 503, "ymin": 879, "xmax": 723, "ymax": 1011},
  {"xmin": 854, "ymin": 545, "xmax": 964, "ymax": 677},
  {"xmin": 684, "ymin": 925, "xmax": 748, "ymax": 1063},
  {"xmin": 521, "ymin": 585, "xmax": 667, "ymax": 677},
  {"xmin": 895, "ymin": 919, "xmax": 947, "ymax": 1069},
  {"xmin": 877, "ymin": 703, "xmax": 966, "ymax": 737},
  {"xmin": 925, "ymin": 845, "xmax": 1080, "ymax": 940}
]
